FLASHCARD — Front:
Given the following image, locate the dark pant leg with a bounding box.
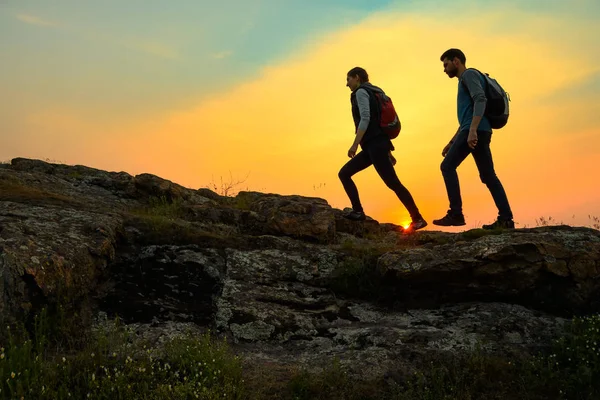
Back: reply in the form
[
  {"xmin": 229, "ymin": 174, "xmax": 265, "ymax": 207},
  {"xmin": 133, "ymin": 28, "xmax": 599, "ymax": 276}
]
[
  {"xmin": 472, "ymin": 131, "xmax": 513, "ymax": 220},
  {"xmin": 440, "ymin": 130, "xmax": 471, "ymax": 215},
  {"xmin": 338, "ymin": 150, "xmax": 373, "ymax": 213},
  {"xmin": 368, "ymin": 139, "xmax": 422, "ymax": 220}
]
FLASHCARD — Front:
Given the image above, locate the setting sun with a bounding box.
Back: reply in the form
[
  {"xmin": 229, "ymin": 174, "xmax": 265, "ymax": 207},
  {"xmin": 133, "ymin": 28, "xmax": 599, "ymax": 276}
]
[
  {"xmin": 1, "ymin": 1, "xmax": 600, "ymax": 398},
  {"xmin": 1, "ymin": 0, "xmax": 598, "ymax": 230}
]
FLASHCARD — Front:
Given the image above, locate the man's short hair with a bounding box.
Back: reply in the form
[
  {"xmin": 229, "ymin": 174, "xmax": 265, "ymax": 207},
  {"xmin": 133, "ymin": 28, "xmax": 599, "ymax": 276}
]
[{"xmin": 440, "ymin": 48, "xmax": 466, "ymax": 64}]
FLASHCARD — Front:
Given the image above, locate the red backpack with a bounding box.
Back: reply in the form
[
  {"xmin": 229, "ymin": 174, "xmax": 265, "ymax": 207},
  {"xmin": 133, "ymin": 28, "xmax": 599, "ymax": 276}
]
[{"xmin": 361, "ymin": 86, "xmax": 402, "ymax": 139}]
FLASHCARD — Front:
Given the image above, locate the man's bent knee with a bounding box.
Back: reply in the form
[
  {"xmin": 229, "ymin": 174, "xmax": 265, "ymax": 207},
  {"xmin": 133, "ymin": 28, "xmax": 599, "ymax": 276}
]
[
  {"xmin": 479, "ymin": 172, "xmax": 498, "ymax": 185},
  {"xmin": 440, "ymin": 159, "xmax": 455, "ymax": 175}
]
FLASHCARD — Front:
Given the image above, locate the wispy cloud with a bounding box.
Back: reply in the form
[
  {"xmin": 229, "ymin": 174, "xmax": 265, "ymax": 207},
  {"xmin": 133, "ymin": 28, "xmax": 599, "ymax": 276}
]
[
  {"xmin": 211, "ymin": 50, "xmax": 233, "ymax": 59},
  {"xmin": 121, "ymin": 39, "xmax": 179, "ymax": 60},
  {"xmin": 16, "ymin": 14, "xmax": 57, "ymax": 27}
]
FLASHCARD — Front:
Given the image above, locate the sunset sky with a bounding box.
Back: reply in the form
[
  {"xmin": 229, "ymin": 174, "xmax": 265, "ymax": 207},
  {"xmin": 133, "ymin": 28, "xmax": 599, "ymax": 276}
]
[{"xmin": 1, "ymin": 0, "xmax": 599, "ymax": 230}]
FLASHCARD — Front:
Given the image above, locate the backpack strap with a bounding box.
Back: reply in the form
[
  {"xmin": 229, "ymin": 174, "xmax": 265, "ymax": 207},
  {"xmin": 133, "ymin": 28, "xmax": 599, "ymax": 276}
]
[{"xmin": 356, "ymin": 85, "xmax": 383, "ymax": 122}]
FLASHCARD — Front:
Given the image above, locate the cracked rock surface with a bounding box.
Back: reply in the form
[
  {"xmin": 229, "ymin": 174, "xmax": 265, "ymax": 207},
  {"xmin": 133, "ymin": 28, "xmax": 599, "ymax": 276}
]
[{"xmin": 1, "ymin": 158, "xmax": 599, "ymax": 379}]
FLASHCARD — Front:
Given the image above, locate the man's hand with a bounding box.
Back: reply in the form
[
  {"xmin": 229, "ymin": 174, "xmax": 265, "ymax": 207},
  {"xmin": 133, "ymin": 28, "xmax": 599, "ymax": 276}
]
[
  {"xmin": 348, "ymin": 144, "xmax": 358, "ymax": 158},
  {"xmin": 467, "ymin": 129, "xmax": 478, "ymax": 149},
  {"xmin": 442, "ymin": 142, "xmax": 453, "ymax": 157}
]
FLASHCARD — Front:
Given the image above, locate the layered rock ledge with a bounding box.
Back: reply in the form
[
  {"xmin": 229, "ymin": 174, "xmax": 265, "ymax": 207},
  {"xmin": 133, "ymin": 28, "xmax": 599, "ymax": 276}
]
[{"xmin": 1, "ymin": 157, "xmax": 598, "ymax": 378}]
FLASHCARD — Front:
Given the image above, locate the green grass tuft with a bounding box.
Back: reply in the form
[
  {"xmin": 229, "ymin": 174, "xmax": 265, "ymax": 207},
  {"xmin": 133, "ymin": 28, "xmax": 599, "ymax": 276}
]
[{"xmin": 1, "ymin": 313, "xmax": 245, "ymax": 399}]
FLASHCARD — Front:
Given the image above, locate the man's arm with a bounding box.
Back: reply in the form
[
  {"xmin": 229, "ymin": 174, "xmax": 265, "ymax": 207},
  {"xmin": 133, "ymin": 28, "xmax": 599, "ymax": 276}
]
[
  {"xmin": 352, "ymin": 88, "xmax": 370, "ymax": 147},
  {"xmin": 462, "ymin": 69, "xmax": 487, "ymax": 131}
]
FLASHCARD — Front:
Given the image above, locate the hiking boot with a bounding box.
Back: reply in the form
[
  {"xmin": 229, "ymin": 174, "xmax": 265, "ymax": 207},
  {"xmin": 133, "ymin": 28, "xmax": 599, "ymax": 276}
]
[
  {"xmin": 404, "ymin": 217, "xmax": 428, "ymax": 232},
  {"xmin": 482, "ymin": 218, "xmax": 515, "ymax": 230},
  {"xmin": 432, "ymin": 212, "xmax": 466, "ymax": 226},
  {"xmin": 343, "ymin": 209, "xmax": 366, "ymax": 221}
]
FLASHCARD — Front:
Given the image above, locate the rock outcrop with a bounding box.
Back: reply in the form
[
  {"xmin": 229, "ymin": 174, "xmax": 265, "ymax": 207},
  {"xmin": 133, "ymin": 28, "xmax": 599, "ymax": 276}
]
[{"xmin": 1, "ymin": 157, "xmax": 599, "ymax": 379}]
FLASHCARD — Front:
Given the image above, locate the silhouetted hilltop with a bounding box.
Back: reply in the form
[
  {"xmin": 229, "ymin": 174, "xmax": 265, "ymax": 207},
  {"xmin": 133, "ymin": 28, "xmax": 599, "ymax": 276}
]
[{"xmin": 1, "ymin": 157, "xmax": 599, "ymax": 398}]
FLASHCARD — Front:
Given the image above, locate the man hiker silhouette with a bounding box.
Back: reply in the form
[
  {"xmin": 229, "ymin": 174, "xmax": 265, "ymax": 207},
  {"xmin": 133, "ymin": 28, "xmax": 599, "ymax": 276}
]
[
  {"xmin": 433, "ymin": 48, "xmax": 515, "ymax": 229},
  {"xmin": 339, "ymin": 67, "xmax": 427, "ymax": 232}
]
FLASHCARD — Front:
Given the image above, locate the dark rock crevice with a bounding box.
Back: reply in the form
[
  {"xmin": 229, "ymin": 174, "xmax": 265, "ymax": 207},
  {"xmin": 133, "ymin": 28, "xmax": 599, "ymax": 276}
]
[
  {"xmin": 2, "ymin": 157, "xmax": 599, "ymax": 382},
  {"xmin": 99, "ymin": 244, "xmax": 226, "ymax": 325}
]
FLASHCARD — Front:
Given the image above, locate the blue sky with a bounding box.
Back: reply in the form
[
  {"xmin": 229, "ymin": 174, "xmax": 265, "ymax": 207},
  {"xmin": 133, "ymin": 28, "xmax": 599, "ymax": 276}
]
[
  {"xmin": 0, "ymin": 0, "xmax": 394, "ymax": 121},
  {"xmin": 2, "ymin": 0, "xmax": 598, "ymax": 122},
  {"xmin": 1, "ymin": 0, "xmax": 599, "ymax": 228}
]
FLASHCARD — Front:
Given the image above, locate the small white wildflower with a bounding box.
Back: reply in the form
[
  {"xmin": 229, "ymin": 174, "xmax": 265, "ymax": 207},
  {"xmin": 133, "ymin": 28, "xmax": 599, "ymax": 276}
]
[{"xmin": 11, "ymin": 372, "xmax": 15, "ymax": 379}]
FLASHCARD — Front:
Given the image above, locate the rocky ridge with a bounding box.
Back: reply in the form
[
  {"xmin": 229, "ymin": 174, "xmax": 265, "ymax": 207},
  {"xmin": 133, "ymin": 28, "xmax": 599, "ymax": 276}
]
[{"xmin": 1, "ymin": 157, "xmax": 599, "ymax": 379}]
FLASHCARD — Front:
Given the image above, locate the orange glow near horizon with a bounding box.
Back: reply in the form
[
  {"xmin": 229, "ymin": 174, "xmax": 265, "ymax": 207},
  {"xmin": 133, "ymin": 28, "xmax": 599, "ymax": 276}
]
[{"xmin": 2, "ymin": 4, "xmax": 599, "ymax": 231}]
